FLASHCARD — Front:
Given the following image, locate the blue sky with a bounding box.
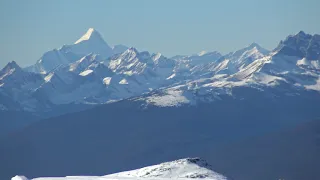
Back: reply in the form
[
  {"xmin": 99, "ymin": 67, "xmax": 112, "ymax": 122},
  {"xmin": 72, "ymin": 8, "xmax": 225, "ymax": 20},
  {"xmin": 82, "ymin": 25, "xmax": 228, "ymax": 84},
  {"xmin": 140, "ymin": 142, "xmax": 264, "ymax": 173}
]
[{"xmin": 0, "ymin": 0, "xmax": 319, "ymax": 67}]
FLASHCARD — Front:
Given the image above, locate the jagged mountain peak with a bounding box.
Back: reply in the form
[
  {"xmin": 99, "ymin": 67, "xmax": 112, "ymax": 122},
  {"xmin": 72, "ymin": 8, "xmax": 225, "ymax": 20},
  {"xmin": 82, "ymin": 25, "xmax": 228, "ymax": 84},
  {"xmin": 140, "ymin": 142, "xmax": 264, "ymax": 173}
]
[
  {"xmin": 3, "ymin": 61, "xmax": 21, "ymax": 70},
  {"xmin": 245, "ymin": 42, "xmax": 269, "ymax": 54},
  {"xmin": 248, "ymin": 42, "xmax": 262, "ymax": 49},
  {"xmin": 127, "ymin": 47, "xmax": 139, "ymax": 53},
  {"xmin": 152, "ymin": 52, "xmax": 163, "ymax": 60},
  {"xmin": 74, "ymin": 28, "xmax": 104, "ymax": 44},
  {"xmin": 275, "ymin": 31, "xmax": 320, "ymax": 59},
  {"xmin": 231, "ymin": 43, "xmax": 269, "ymax": 58},
  {"xmin": 297, "ymin": 30, "xmax": 307, "ymax": 36},
  {"xmin": 120, "ymin": 47, "xmax": 147, "ymax": 59},
  {"xmin": 26, "ymin": 28, "xmax": 114, "ymax": 74},
  {"xmin": 1, "ymin": 61, "xmax": 22, "ymax": 75},
  {"xmin": 68, "ymin": 53, "xmax": 103, "ymax": 72}
]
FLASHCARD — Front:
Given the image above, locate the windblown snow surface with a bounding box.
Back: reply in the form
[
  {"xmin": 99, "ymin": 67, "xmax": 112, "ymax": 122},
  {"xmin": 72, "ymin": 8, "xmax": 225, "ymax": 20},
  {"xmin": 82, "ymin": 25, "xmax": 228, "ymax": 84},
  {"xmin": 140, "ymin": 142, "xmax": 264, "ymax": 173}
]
[{"xmin": 12, "ymin": 158, "xmax": 228, "ymax": 180}]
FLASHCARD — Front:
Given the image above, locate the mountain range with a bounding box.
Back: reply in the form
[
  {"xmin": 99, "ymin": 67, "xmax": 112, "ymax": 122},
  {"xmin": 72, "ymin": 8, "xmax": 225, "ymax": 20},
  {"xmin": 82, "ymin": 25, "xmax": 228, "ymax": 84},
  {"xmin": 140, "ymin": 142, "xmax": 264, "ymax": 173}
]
[
  {"xmin": 1, "ymin": 29, "xmax": 320, "ymax": 180},
  {"xmin": 1, "ymin": 29, "xmax": 319, "ymax": 114}
]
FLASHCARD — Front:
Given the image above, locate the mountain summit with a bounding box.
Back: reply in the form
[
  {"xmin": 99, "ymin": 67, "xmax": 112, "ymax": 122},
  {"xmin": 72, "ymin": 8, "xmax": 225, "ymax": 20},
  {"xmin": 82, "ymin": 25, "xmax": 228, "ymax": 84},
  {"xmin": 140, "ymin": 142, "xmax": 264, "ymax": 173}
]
[
  {"xmin": 74, "ymin": 28, "xmax": 104, "ymax": 44},
  {"xmin": 26, "ymin": 28, "xmax": 114, "ymax": 74},
  {"xmin": 275, "ymin": 31, "xmax": 320, "ymax": 60},
  {"xmin": 70, "ymin": 28, "xmax": 113, "ymax": 57},
  {"xmin": 0, "ymin": 61, "xmax": 22, "ymax": 75},
  {"xmin": 105, "ymin": 158, "xmax": 228, "ymax": 179}
]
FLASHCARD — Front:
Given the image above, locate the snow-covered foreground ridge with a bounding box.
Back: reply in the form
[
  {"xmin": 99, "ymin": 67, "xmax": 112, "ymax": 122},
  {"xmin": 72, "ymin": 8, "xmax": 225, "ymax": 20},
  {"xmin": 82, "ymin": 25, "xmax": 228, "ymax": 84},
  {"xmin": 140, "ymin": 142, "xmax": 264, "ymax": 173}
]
[{"xmin": 12, "ymin": 158, "xmax": 228, "ymax": 180}]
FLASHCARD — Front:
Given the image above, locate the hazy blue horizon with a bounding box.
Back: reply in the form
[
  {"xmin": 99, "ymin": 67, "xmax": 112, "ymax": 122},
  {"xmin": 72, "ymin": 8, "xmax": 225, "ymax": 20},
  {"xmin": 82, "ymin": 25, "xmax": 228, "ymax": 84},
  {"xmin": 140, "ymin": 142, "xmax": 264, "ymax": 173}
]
[{"xmin": 0, "ymin": 0, "xmax": 319, "ymax": 67}]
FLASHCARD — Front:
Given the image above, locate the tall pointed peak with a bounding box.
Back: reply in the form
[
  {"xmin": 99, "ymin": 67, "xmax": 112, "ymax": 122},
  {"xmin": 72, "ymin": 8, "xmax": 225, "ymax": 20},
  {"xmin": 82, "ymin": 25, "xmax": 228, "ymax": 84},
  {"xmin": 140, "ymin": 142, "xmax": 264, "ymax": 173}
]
[
  {"xmin": 297, "ymin": 30, "xmax": 306, "ymax": 36},
  {"xmin": 74, "ymin": 28, "xmax": 104, "ymax": 44},
  {"xmin": 126, "ymin": 47, "xmax": 139, "ymax": 54},
  {"xmin": 1, "ymin": 61, "xmax": 22, "ymax": 75},
  {"xmin": 3, "ymin": 61, "xmax": 21, "ymax": 70},
  {"xmin": 287, "ymin": 31, "xmax": 312, "ymax": 40},
  {"xmin": 233, "ymin": 42, "xmax": 268, "ymax": 54},
  {"xmin": 248, "ymin": 42, "xmax": 261, "ymax": 49},
  {"xmin": 273, "ymin": 31, "xmax": 314, "ymax": 57}
]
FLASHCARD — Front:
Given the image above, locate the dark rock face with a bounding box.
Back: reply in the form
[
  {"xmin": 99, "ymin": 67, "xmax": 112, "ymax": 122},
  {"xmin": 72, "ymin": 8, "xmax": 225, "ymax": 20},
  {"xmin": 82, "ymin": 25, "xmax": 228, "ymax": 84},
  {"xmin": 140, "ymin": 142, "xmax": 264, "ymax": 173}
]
[
  {"xmin": 275, "ymin": 31, "xmax": 320, "ymax": 60},
  {"xmin": 306, "ymin": 34, "xmax": 320, "ymax": 60}
]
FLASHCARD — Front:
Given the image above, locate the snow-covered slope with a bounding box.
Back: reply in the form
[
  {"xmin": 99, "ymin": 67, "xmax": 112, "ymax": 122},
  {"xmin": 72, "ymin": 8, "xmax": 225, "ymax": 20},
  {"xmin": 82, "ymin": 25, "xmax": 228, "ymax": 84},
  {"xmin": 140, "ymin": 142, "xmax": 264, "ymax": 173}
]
[
  {"xmin": 2, "ymin": 30, "xmax": 320, "ymax": 111},
  {"xmin": 105, "ymin": 158, "xmax": 226, "ymax": 179},
  {"xmin": 26, "ymin": 28, "xmax": 114, "ymax": 74},
  {"xmin": 12, "ymin": 158, "xmax": 228, "ymax": 180},
  {"xmin": 135, "ymin": 32, "xmax": 320, "ymax": 107},
  {"xmin": 0, "ymin": 61, "xmax": 45, "ymax": 111},
  {"xmin": 71, "ymin": 28, "xmax": 113, "ymax": 58}
]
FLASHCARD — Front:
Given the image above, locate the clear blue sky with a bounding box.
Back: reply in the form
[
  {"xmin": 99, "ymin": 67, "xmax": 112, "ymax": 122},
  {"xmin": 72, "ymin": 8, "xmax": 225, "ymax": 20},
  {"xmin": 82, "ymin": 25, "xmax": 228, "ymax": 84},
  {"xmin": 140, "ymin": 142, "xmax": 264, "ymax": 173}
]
[{"xmin": 0, "ymin": 0, "xmax": 319, "ymax": 67}]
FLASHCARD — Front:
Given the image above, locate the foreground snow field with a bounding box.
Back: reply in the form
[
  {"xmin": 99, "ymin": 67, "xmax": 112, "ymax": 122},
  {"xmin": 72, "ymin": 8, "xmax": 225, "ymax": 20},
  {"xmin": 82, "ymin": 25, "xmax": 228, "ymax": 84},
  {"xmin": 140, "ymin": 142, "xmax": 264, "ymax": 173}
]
[{"xmin": 12, "ymin": 158, "xmax": 228, "ymax": 180}]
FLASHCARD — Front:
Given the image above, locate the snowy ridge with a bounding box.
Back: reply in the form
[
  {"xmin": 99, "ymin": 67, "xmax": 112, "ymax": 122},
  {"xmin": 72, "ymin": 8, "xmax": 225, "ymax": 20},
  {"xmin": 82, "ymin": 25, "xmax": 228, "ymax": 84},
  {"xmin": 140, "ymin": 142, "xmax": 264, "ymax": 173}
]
[
  {"xmin": 26, "ymin": 28, "xmax": 115, "ymax": 74},
  {"xmin": 105, "ymin": 158, "xmax": 227, "ymax": 179},
  {"xmin": 12, "ymin": 158, "xmax": 228, "ymax": 180},
  {"xmin": 1, "ymin": 30, "xmax": 320, "ymax": 110},
  {"xmin": 74, "ymin": 28, "xmax": 98, "ymax": 44}
]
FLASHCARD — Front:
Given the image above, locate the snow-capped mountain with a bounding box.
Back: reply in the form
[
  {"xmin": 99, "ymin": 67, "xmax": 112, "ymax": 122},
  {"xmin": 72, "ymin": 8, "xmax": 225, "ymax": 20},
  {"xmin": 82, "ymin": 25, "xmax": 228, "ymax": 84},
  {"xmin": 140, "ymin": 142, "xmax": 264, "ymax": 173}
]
[
  {"xmin": 12, "ymin": 158, "xmax": 228, "ymax": 180},
  {"xmin": 188, "ymin": 43, "xmax": 270, "ymax": 77},
  {"xmin": 0, "ymin": 61, "xmax": 43, "ymax": 87},
  {"xmin": 0, "ymin": 61, "xmax": 45, "ymax": 111},
  {"xmin": 136, "ymin": 32, "xmax": 320, "ymax": 107},
  {"xmin": 4, "ymin": 29, "xmax": 320, "ymax": 180},
  {"xmin": 26, "ymin": 28, "xmax": 115, "ymax": 74},
  {"xmin": 1, "ymin": 30, "xmax": 320, "ymax": 113},
  {"xmin": 72, "ymin": 28, "xmax": 113, "ymax": 57}
]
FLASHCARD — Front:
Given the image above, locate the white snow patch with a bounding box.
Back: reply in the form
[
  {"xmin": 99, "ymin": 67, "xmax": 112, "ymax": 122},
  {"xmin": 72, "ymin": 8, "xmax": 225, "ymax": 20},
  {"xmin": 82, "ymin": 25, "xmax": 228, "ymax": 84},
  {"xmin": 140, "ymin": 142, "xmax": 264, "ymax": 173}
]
[
  {"xmin": 153, "ymin": 52, "xmax": 162, "ymax": 61},
  {"xmin": 109, "ymin": 59, "xmax": 122, "ymax": 70},
  {"xmin": 146, "ymin": 89, "xmax": 190, "ymax": 107},
  {"xmin": 103, "ymin": 77, "xmax": 112, "ymax": 85},
  {"xmin": 297, "ymin": 58, "xmax": 320, "ymax": 69},
  {"xmin": 44, "ymin": 73, "xmax": 54, "ymax": 82},
  {"xmin": 198, "ymin": 51, "xmax": 207, "ymax": 56},
  {"xmin": 305, "ymin": 77, "xmax": 320, "ymax": 91},
  {"xmin": 252, "ymin": 72, "xmax": 286, "ymax": 86},
  {"xmin": 0, "ymin": 68, "xmax": 15, "ymax": 80},
  {"xmin": 119, "ymin": 78, "xmax": 129, "ymax": 85},
  {"xmin": 79, "ymin": 69, "xmax": 93, "ymax": 76},
  {"xmin": 124, "ymin": 71, "xmax": 134, "ymax": 76},
  {"xmin": 166, "ymin": 73, "xmax": 176, "ymax": 80},
  {"xmin": 74, "ymin": 28, "xmax": 95, "ymax": 44}
]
